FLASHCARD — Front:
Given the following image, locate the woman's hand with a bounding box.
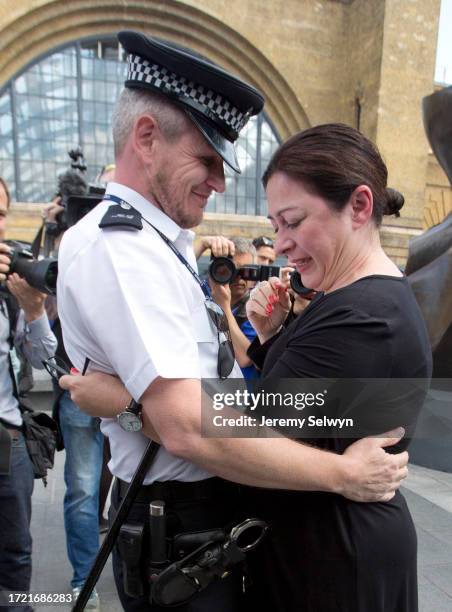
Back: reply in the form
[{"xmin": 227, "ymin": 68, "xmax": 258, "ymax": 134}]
[
  {"xmin": 59, "ymin": 370, "xmax": 131, "ymax": 418},
  {"xmin": 246, "ymin": 277, "xmax": 291, "ymax": 344},
  {"xmin": 279, "ymin": 266, "xmax": 295, "ymax": 290}
]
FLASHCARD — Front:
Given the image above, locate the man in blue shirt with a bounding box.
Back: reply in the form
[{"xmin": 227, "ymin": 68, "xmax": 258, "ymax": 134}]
[{"xmin": 210, "ymin": 237, "xmax": 260, "ymax": 380}]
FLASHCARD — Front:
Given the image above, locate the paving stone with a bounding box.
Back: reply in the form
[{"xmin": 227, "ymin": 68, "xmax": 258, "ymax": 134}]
[
  {"xmin": 417, "ymin": 527, "xmax": 452, "ymax": 567},
  {"xmin": 420, "ymin": 563, "xmax": 452, "ymax": 599},
  {"xmin": 403, "ymin": 488, "xmax": 452, "ymax": 531},
  {"xmin": 428, "ymin": 528, "xmax": 452, "ymax": 548},
  {"xmin": 418, "ymin": 578, "xmax": 452, "ymax": 612}
]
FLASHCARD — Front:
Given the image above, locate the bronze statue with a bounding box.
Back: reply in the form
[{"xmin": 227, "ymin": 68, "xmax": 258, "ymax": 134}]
[
  {"xmin": 406, "ymin": 86, "xmax": 452, "ymax": 472},
  {"xmin": 406, "ymin": 85, "xmax": 452, "ymax": 379}
]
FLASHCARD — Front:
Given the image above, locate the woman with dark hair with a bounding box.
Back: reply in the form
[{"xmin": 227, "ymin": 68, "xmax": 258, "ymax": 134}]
[{"xmin": 243, "ymin": 123, "xmax": 432, "ymax": 611}]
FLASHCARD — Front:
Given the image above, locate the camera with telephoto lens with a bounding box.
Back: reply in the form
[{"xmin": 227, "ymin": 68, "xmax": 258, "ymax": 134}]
[
  {"xmin": 44, "ymin": 148, "xmax": 89, "ymax": 244},
  {"xmin": 2, "ymin": 241, "xmax": 58, "ymax": 296},
  {"xmin": 209, "ymin": 256, "xmax": 280, "ymax": 285}
]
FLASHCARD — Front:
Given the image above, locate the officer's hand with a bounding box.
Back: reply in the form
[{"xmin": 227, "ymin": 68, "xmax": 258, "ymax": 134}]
[
  {"xmin": 6, "ymin": 273, "xmax": 46, "ymax": 322},
  {"xmin": 208, "ymin": 278, "xmax": 232, "ymax": 312},
  {"xmin": 340, "ymin": 428, "xmax": 408, "ymax": 502},
  {"xmin": 246, "ymin": 277, "xmax": 291, "ymax": 344},
  {"xmin": 194, "ymin": 235, "xmax": 235, "ymax": 260},
  {"xmin": 0, "ymin": 242, "xmax": 12, "ymax": 282},
  {"xmin": 59, "ymin": 371, "xmax": 131, "ymax": 418}
]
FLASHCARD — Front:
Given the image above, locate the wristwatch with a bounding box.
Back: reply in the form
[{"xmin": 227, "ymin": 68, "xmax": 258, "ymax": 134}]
[{"xmin": 117, "ymin": 399, "xmax": 143, "ymax": 432}]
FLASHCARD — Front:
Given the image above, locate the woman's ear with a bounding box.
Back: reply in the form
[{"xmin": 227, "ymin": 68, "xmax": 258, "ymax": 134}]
[
  {"xmin": 350, "ymin": 185, "xmax": 373, "ymax": 228},
  {"xmin": 132, "ymin": 114, "xmax": 158, "ymax": 163}
]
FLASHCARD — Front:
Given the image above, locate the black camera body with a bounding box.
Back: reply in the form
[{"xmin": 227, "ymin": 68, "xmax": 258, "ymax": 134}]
[
  {"xmin": 209, "ymin": 256, "xmax": 280, "ymax": 285},
  {"xmin": 65, "ymin": 188, "xmax": 104, "ymax": 229},
  {"xmin": 209, "ymin": 256, "xmax": 315, "ymax": 297},
  {"xmin": 4, "ymin": 242, "xmax": 58, "ymax": 296},
  {"xmin": 289, "ymin": 271, "xmax": 315, "ymax": 296}
]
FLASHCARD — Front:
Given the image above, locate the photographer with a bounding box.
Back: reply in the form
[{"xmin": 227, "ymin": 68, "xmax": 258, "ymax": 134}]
[
  {"xmin": 41, "ymin": 167, "xmax": 104, "ymax": 610},
  {"xmin": 252, "ymin": 235, "xmax": 276, "ymax": 265},
  {"xmin": 46, "ymin": 298, "xmax": 103, "ymax": 611},
  {"xmin": 209, "ymin": 237, "xmax": 260, "ymax": 379},
  {"xmin": 0, "ymin": 177, "xmax": 57, "ymax": 611}
]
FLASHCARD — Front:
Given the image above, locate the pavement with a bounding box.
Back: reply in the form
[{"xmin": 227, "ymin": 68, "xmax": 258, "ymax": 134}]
[{"xmin": 26, "ymin": 391, "xmax": 452, "ymax": 612}]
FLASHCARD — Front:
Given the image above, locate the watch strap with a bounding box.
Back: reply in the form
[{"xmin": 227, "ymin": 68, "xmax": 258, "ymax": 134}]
[{"xmin": 127, "ymin": 399, "xmax": 142, "ymax": 415}]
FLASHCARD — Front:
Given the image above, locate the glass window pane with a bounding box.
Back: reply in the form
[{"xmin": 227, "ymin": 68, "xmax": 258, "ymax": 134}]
[
  {"xmin": 2, "ymin": 36, "xmax": 280, "ymax": 207},
  {"xmin": 207, "ymin": 113, "xmax": 280, "ymax": 215}
]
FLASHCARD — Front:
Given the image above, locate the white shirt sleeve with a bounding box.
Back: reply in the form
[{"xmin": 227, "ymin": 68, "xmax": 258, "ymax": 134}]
[
  {"xmin": 59, "ymin": 226, "xmax": 204, "ymax": 400},
  {"xmin": 14, "ymin": 311, "xmax": 57, "ymax": 368}
]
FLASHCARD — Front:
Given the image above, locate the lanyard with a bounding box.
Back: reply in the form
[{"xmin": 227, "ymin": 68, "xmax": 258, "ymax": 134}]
[{"xmin": 102, "ymin": 194, "xmax": 212, "ymax": 299}]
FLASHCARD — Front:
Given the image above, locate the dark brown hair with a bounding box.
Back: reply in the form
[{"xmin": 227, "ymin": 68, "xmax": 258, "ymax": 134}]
[
  {"xmin": 262, "ymin": 123, "xmax": 404, "ymax": 226},
  {"xmin": 0, "ymin": 176, "xmax": 10, "ymax": 208}
]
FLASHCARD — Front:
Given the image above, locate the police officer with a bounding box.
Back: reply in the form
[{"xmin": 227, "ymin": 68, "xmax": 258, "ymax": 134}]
[{"xmin": 57, "ymin": 32, "xmax": 409, "ymax": 611}]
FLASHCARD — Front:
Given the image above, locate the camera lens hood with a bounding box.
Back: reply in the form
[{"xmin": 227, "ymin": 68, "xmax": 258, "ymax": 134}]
[{"xmin": 209, "ymin": 257, "xmax": 236, "ymax": 284}]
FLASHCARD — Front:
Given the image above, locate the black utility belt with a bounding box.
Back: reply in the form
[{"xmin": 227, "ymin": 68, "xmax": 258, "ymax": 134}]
[
  {"xmin": 117, "ymin": 476, "xmax": 237, "ymax": 504},
  {"xmin": 115, "ymin": 477, "xmax": 268, "ymax": 607}
]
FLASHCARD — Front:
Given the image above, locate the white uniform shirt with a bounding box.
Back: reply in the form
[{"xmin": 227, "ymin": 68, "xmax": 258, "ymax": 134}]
[{"xmin": 57, "ymin": 183, "xmax": 242, "ymax": 483}]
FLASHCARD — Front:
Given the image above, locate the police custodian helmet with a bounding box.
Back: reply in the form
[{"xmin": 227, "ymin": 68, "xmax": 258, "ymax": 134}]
[{"xmin": 118, "ymin": 30, "xmax": 265, "ymax": 174}]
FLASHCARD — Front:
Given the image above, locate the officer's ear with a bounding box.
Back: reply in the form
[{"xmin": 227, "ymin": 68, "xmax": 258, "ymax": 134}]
[{"xmin": 132, "ymin": 114, "xmax": 159, "ymax": 163}]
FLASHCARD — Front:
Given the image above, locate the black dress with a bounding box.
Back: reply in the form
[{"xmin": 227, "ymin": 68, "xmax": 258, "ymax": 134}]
[{"xmin": 244, "ymin": 275, "xmax": 432, "ymax": 612}]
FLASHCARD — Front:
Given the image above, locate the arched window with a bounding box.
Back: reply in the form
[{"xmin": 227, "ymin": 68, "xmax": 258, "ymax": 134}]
[{"xmin": 0, "ymin": 37, "xmax": 280, "ymax": 215}]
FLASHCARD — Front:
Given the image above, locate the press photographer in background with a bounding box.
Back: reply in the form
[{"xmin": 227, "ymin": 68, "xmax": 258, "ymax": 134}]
[
  {"xmin": 40, "ymin": 154, "xmax": 107, "ymax": 611},
  {"xmin": 0, "ymin": 176, "xmax": 57, "ymax": 612},
  {"xmin": 35, "ymin": 148, "xmax": 89, "ymax": 258},
  {"xmin": 208, "ymin": 239, "xmax": 302, "ymax": 379},
  {"xmin": 252, "ymin": 235, "xmax": 276, "ymax": 265},
  {"xmin": 209, "ymin": 237, "xmax": 261, "ymax": 380}
]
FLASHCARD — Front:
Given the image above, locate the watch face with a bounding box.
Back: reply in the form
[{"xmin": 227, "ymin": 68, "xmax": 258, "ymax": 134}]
[{"xmin": 118, "ymin": 411, "xmax": 142, "ymax": 432}]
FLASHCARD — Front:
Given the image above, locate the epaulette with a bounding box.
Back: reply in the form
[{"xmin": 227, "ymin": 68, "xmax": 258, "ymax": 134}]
[{"xmin": 98, "ymin": 204, "xmax": 143, "ymax": 231}]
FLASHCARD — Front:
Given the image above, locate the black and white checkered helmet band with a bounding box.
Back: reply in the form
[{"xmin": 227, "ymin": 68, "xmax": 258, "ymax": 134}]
[{"xmin": 126, "ymin": 54, "xmax": 251, "ymax": 136}]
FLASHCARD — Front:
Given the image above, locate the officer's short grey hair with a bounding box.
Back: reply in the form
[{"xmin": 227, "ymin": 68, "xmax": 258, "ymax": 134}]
[
  {"xmin": 232, "ymin": 237, "xmax": 257, "ymax": 259},
  {"xmin": 112, "ymin": 88, "xmax": 189, "ymax": 157}
]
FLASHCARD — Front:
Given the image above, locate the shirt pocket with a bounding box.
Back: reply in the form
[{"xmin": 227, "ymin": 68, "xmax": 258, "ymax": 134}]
[{"xmin": 191, "ymin": 301, "xmax": 216, "ymax": 344}]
